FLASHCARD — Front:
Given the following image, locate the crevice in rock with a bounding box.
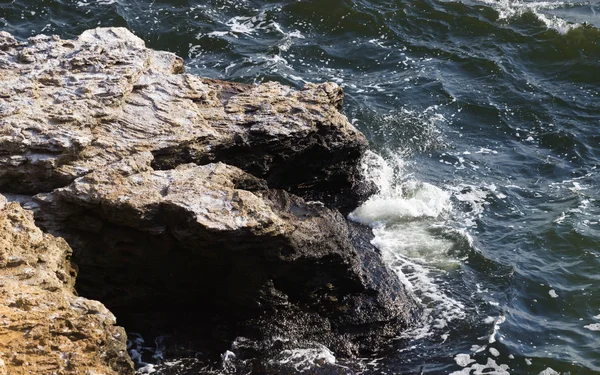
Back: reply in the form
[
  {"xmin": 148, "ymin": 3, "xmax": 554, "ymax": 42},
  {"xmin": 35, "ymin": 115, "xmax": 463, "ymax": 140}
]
[
  {"xmin": 0, "ymin": 170, "xmax": 77, "ymax": 196},
  {"xmin": 150, "ymin": 128, "xmax": 375, "ymax": 215}
]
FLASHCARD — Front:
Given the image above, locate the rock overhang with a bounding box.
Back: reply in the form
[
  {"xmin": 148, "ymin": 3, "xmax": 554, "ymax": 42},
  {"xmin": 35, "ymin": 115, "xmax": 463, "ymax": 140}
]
[{"xmin": 0, "ymin": 27, "xmax": 371, "ymax": 211}]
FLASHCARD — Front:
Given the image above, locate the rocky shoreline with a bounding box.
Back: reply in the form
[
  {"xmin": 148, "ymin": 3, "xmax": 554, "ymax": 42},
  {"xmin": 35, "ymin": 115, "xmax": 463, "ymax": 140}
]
[{"xmin": 0, "ymin": 27, "xmax": 416, "ymax": 374}]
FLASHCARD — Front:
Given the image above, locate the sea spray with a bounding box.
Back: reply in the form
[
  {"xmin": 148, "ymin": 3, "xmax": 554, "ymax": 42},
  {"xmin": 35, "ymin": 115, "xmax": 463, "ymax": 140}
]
[{"xmin": 349, "ymin": 151, "xmax": 468, "ymax": 339}]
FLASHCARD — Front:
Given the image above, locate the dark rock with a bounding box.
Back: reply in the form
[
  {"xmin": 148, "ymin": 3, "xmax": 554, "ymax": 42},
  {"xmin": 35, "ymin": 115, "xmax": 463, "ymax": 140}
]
[{"xmin": 32, "ymin": 153, "xmax": 415, "ymax": 360}]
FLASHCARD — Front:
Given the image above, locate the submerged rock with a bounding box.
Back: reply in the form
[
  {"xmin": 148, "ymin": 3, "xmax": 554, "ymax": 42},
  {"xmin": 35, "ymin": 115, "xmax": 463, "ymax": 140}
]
[
  {"xmin": 0, "ymin": 27, "xmax": 415, "ymax": 373},
  {"xmin": 0, "ymin": 194, "xmax": 134, "ymax": 375}
]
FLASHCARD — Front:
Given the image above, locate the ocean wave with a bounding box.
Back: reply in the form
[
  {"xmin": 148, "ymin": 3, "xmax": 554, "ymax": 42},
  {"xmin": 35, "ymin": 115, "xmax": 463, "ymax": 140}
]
[{"xmin": 473, "ymin": 0, "xmax": 589, "ymax": 33}]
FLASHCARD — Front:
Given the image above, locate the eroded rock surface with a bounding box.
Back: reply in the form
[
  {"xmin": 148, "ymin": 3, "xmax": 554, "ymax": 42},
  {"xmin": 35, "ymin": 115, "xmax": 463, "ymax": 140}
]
[
  {"xmin": 0, "ymin": 27, "xmax": 415, "ymax": 373},
  {"xmin": 0, "ymin": 194, "xmax": 133, "ymax": 375},
  {"xmin": 0, "ymin": 27, "xmax": 370, "ymax": 212},
  {"xmin": 33, "ymin": 152, "xmax": 414, "ymax": 359}
]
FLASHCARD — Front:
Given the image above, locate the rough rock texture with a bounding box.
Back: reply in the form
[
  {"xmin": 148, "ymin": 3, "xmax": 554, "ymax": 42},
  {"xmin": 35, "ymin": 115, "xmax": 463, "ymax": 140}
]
[
  {"xmin": 0, "ymin": 27, "xmax": 415, "ymax": 372},
  {"xmin": 33, "ymin": 152, "xmax": 414, "ymax": 358},
  {"xmin": 0, "ymin": 194, "xmax": 134, "ymax": 375},
  {"xmin": 0, "ymin": 27, "xmax": 371, "ymax": 213}
]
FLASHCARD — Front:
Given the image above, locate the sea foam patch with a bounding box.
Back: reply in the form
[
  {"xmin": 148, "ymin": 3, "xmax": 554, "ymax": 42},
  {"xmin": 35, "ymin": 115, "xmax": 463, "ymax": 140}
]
[
  {"xmin": 350, "ymin": 151, "xmax": 469, "ymax": 339},
  {"xmin": 449, "ymin": 357, "xmax": 510, "ymax": 375},
  {"xmin": 275, "ymin": 345, "xmax": 337, "ymax": 372},
  {"xmin": 473, "ymin": 0, "xmax": 584, "ymax": 33},
  {"xmin": 584, "ymin": 323, "xmax": 600, "ymax": 331}
]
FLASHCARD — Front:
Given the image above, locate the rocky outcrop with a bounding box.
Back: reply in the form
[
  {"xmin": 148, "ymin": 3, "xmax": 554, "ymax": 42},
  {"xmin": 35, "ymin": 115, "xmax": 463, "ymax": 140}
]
[
  {"xmin": 0, "ymin": 27, "xmax": 415, "ymax": 373},
  {"xmin": 0, "ymin": 27, "xmax": 371, "ymax": 213},
  {"xmin": 33, "ymin": 153, "xmax": 414, "ymax": 357},
  {"xmin": 0, "ymin": 194, "xmax": 134, "ymax": 375}
]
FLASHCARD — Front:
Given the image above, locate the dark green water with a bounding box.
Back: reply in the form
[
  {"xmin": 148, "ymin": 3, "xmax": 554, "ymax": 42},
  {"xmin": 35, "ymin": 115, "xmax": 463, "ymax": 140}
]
[{"xmin": 2, "ymin": 0, "xmax": 599, "ymax": 374}]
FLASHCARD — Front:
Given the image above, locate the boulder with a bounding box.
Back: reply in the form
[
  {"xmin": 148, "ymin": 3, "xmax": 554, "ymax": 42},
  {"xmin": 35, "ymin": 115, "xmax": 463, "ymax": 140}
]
[
  {"xmin": 33, "ymin": 152, "xmax": 414, "ymax": 358},
  {"xmin": 0, "ymin": 27, "xmax": 371, "ymax": 212}
]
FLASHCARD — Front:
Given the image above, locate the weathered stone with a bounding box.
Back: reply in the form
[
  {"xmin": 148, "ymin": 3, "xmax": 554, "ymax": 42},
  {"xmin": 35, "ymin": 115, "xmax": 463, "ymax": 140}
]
[
  {"xmin": 0, "ymin": 27, "xmax": 371, "ymax": 212},
  {"xmin": 0, "ymin": 195, "xmax": 134, "ymax": 375},
  {"xmin": 32, "ymin": 152, "xmax": 414, "ymax": 360}
]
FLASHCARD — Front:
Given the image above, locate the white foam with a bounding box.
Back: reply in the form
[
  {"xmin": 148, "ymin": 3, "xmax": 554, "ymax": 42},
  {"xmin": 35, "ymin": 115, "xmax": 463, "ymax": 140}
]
[
  {"xmin": 221, "ymin": 350, "xmax": 236, "ymax": 361},
  {"xmin": 202, "ymin": 9, "xmax": 305, "ymax": 55},
  {"xmin": 554, "ymin": 212, "xmax": 567, "ymax": 224},
  {"xmin": 446, "ymin": 183, "xmax": 494, "ymax": 228},
  {"xmin": 489, "ymin": 315, "xmax": 506, "ymax": 344},
  {"xmin": 357, "ymin": 150, "xmax": 401, "ymax": 196},
  {"xmin": 276, "ymin": 345, "xmax": 337, "ymax": 372},
  {"xmin": 549, "ymin": 289, "xmax": 559, "ymax": 298},
  {"xmin": 371, "ymin": 223, "xmax": 457, "ymax": 265},
  {"xmin": 137, "ymin": 364, "xmax": 156, "ymax": 374},
  {"xmin": 455, "ymin": 353, "xmax": 475, "ymax": 367},
  {"xmin": 584, "ymin": 323, "xmax": 600, "ymax": 331},
  {"xmin": 76, "ymin": 0, "xmax": 116, "ymax": 6},
  {"xmin": 221, "ymin": 349, "xmax": 237, "ymax": 372},
  {"xmin": 539, "ymin": 368, "xmax": 561, "ymax": 375},
  {"xmin": 449, "ymin": 357, "xmax": 510, "ymax": 375},
  {"xmin": 206, "ymin": 31, "xmax": 228, "ymax": 37},
  {"xmin": 226, "ymin": 14, "xmax": 269, "ymax": 36},
  {"xmin": 278, "ymin": 29, "xmax": 305, "ymax": 52},
  {"xmin": 549, "ymin": 170, "xmax": 596, "ymax": 226},
  {"xmin": 349, "ymin": 151, "xmax": 452, "ymax": 227},
  {"xmin": 350, "ymin": 151, "xmax": 468, "ymax": 340},
  {"xmin": 473, "ymin": 0, "xmax": 581, "ymax": 33},
  {"xmin": 350, "ymin": 183, "xmax": 451, "ymax": 226}
]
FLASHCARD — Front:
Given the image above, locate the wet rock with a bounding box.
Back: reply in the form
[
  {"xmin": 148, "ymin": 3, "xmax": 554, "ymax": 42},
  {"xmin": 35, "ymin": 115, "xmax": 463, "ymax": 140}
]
[
  {"xmin": 0, "ymin": 195, "xmax": 134, "ymax": 375},
  {"xmin": 33, "ymin": 153, "xmax": 414, "ymax": 360}
]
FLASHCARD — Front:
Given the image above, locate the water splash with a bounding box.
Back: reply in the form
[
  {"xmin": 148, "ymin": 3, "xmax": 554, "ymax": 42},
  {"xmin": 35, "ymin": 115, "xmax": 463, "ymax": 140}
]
[{"xmin": 349, "ymin": 151, "xmax": 469, "ymax": 339}]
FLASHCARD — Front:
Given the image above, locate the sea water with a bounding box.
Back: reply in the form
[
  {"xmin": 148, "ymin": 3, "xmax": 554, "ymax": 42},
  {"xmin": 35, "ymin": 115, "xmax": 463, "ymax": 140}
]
[{"xmin": 2, "ymin": 0, "xmax": 599, "ymax": 373}]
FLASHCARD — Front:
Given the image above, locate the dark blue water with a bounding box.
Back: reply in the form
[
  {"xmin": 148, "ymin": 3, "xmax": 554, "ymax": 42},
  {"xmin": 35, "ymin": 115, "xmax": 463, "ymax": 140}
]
[{"xmin": 2, "ymin": 0, "xmax": 599, "ymax": 374}]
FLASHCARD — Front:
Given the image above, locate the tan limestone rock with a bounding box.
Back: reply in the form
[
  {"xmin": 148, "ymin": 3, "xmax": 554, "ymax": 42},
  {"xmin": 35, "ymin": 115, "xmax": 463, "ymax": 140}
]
[{"xmin": 0, "ymin": 196, "xmax": 134, "ymax": 375}]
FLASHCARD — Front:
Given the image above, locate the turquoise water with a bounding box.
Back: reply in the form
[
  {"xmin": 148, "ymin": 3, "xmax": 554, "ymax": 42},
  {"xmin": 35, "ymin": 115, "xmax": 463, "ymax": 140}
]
[{"xmin": 1, "ymin": 0, "xmax": 599, "ymax": 374}]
